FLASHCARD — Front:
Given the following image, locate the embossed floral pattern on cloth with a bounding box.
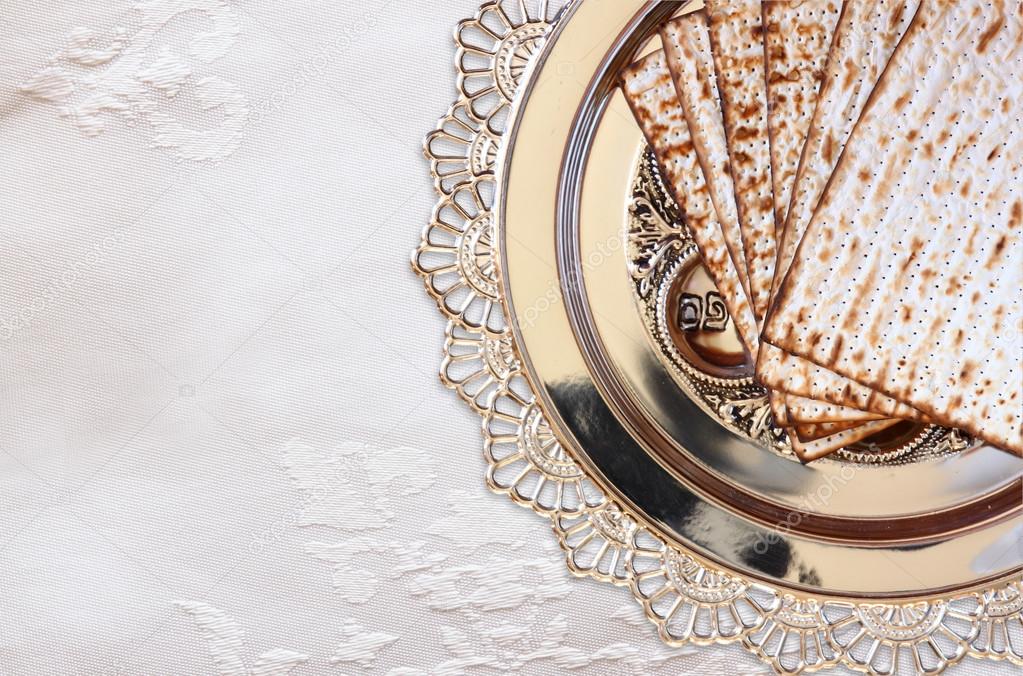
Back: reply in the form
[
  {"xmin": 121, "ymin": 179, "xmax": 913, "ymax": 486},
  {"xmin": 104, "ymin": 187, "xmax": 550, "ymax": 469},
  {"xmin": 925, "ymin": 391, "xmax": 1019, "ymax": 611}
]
[
  {"xmin": 0, "ymin": 1, "xmax": 1019, "ymax": 675},
  {"xmin": 19, "ymin": 0, "xmax": 249, "ymax": 162}
]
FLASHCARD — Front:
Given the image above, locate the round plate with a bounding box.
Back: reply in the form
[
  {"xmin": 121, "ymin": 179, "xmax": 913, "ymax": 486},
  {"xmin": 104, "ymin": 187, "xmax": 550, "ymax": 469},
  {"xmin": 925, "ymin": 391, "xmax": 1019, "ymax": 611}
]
[{"xmin": 499, "ymin": 0, "xmax": 1022, "ymax": 598}]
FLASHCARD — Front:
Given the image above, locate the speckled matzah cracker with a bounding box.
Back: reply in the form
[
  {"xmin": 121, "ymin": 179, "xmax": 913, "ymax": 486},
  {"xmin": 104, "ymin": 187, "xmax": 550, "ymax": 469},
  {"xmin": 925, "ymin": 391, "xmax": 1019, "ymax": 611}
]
[
  {"xmin": 661, "ymin": 12, "xmax": 751, "ymax": 305},
  {"xmin": 760, "ymin": 343, "xmax": 929, "ymax": 421},
  {"xmin": 772, "ymin": 0, "xmax": 922, "ymax": 302},
  {"xmin": 785, "ymin": 394, "xmax": 889, "ymax": 423},
  {"xmin": 757, "ymin": 1, "xmax": 926, "ymax": 426},
  {"xmin": 765, "ymin": 0, "xmax": 1023, "ymax": 454},
  {"xmin": 763, "ymin": 0, "xmax": 842, "ymax": 229},
  {"xmin": 769, "ymin": 390, "xmax": 790, "ymax": 424},
  {"xmin": 788, "ymin": 418, "xmax": 900, "ymax": 463},
  {"xmin": 664, "ymin": 9, "xmax": 903, "ymax": 437},
  {"xmin": 620, "ymin": 51, "xmax": 759, "ymax": 360},
  {"xmin": 703, "ymin": 0, "xmax": 777, "ymax": 323},
  {"xmin": 795, "ymin": 419, "xmax": 870, "ymax": 440}
]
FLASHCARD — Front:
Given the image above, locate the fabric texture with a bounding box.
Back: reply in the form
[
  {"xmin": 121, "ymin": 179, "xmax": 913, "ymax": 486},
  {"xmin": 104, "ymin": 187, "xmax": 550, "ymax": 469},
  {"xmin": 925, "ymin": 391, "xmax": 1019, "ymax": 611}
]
[{"xmin": 0, "ymin": 1, "xmax": 1017, "ymax": 674}]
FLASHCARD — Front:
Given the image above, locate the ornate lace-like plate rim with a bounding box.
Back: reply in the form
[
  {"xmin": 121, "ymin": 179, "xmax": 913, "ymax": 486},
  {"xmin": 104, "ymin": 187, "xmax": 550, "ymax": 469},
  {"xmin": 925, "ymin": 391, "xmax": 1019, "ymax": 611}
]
[{"xmin": 411, "ymin": 1, "xmax": 1023, "ymax": 674}]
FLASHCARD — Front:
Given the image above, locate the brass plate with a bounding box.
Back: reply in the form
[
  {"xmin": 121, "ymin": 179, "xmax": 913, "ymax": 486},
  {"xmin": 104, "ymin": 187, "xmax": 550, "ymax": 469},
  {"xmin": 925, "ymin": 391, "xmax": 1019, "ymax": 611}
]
[
  {"xmin": 415, "ymin": 0, "xmax": 1023, "ymax": 672},
  {"xmin": 499, "ymin": 0, "xmax": 1021, "ymax": 597}
]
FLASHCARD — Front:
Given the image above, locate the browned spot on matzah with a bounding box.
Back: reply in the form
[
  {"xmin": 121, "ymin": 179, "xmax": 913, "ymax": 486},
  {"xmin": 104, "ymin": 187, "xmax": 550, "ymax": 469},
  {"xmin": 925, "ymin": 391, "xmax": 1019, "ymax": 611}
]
[
  {"xmin": 821, "ymin": 134, "xmax": 834, "ymax": 163},
  {"xmin": 829, "ymin": 333, "xmax": 844, "ymax": 364},
  {"xmin": 978, "ymin": 8, "xmax": 1005, "ymax": 53}
]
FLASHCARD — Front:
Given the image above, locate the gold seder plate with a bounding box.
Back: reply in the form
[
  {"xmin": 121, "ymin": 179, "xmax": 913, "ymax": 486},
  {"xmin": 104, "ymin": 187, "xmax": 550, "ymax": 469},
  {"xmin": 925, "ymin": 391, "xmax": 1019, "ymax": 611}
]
[{"xmin": 414, "ymin": 1, "xmax": 1023, "ymax": 673}]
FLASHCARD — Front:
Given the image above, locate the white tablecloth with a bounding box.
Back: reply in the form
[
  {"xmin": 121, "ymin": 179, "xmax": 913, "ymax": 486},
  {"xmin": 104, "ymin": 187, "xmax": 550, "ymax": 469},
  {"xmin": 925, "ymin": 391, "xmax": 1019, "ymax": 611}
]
[{"xmin": 0, "ymin": 2, "xmax": 1016, "ymax": 674}]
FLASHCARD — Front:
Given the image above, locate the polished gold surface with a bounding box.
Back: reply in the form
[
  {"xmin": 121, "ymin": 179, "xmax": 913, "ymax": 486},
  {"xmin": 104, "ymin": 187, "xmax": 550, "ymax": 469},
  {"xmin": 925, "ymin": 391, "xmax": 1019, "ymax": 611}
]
[
  {"xmin": 415, "ymin": 0, "xmax": 1023, "ymax": 672},
  {"xmin": 501, "ymin": 0, "xmax": 1021, "ymax": 595}
]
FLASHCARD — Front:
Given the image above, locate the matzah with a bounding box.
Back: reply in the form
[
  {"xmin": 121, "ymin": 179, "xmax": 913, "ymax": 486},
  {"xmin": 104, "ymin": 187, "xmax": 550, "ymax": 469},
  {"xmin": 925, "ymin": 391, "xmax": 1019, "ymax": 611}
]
[
  {"xmin": 786, "ymin": 395, "xmax": 889, "ymax": 423},
  {"xmin": 769, "ymin": 390, "xmax": 790, "ymax": 425},
  {"xmin": 762, "ymin": 0, "xmax": 842, "ymax": 228},
  {"xmin": 756, "ymin": 0, "xmax": 925, "ymax": 425},
  {"xmin": 776, "ymin": 390, "xmax": 890, "ymax": 424},
  {"xmin": 795, "ymin": 420, "xmax": 872, "ymax": 440},
  {"xmin": 661, "ymin": 12, "xmax": 751, "ymax": 304},
  {"xmin": 703, "ymin": 0, "xmax": 777, "ymax": 322},
  {"xmin": 757, "ymin": 1, "xmax": 924, "ymax": 425},
  {"xmin": 620, "ymin": 51, "xmax": 760, "ymax": 360},
  {"xmin": 761, "ymin": 343, "xmax": 928, "ymax": 421},
  {"xmin": 788, "ymin": 418, "xmax": 900, "ymax": 463},
  {"xmin": 765, "ymin": 0, "xmax": 1023, "ymax": 454},
  {"xmin": 771, "ymin": 0, "xmax": 922, "ymax": 303},
  {"xmin": 664, "ymin": 10, "xmax": 902, "ymax": 434}
]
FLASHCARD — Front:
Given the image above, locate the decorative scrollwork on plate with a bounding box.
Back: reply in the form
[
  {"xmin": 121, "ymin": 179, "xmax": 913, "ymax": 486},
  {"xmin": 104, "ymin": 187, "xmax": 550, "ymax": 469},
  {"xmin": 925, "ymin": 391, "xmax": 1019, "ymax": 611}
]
[
  {"xmin": 483, "ymin": 377, "xmax": 604, "ymax": 516},
  {"xmin": 744, "ymin": 596, "xmax": 842, "ymax": 674},
  {"xmin": 628, "ymin": 531, "xmax": 780, "ymax": 646},
  {"xmin": 455, "ymin": 0, "xmax": 557, "ymax": 126},
  {"xmin": 424, "ymin": 100, "xmax": 500, "ymax": 195},
  {"xmin": 626, "ymin": 149, "xmax": 690, "ymax": 299},
  {"xmin": 413, "ymin": 2, "xmax": 1023, "ymax": 673},
  {"xmin": 971, "ymin": 581, "xmax": 1023, "ymax": 663},
  {"xmin": 413, "ymin": 179, "xmax": 506, "ymax": 335},
  {"xmin": 441, "ymin": 321, "xmax": 519, "ymax": 413},
  {"xmin": 827, "ymin": 598, "xmax": 982, "ymax": 675},
  {"xmin": 553, "ymin": 504, "xmax": 636, "ymax": 585}
]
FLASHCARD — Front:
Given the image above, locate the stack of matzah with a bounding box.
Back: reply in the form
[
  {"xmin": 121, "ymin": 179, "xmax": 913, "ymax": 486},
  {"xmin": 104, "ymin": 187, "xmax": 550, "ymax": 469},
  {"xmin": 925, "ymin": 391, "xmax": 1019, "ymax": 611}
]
[{"xmin": 621, "ymin": 0, "xmax": 1022, "ymax": 461}]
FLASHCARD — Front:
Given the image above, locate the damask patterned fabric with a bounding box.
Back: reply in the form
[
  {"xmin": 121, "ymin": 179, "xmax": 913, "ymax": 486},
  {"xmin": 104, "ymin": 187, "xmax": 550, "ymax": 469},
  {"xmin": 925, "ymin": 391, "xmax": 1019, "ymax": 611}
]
[{"xmin": 0, "ymin": 2, "xmax": 1017, "ymax": 674}]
